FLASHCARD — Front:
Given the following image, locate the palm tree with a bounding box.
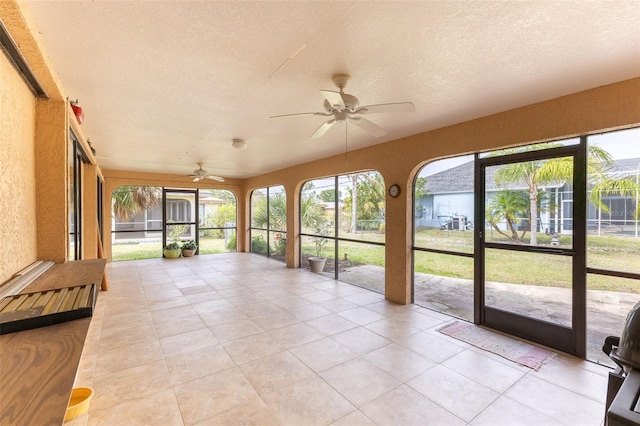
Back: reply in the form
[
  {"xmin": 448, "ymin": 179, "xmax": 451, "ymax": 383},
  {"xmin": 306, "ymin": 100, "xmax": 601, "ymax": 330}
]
[
  {"xmin": 486, "ymin": 190, "xmax": 529, "ymax": 241},
  {"xmin": 299, "ymin": 189, "xmax": 332, "ymax": 257},
  {"xmin": 268, "ymin": 193, "xmax": 287, "ymax": 231},
  {"xmin": 112, "ymin": 186, "xmax": 161, "ymax": 222},
  {"xmin": 251, "ymin": 195, "xmax": 281, "ymax": 230},
  {"xmin": 254, "ymin": 190, "xmax": 331, "ymax": 237},
  {"xmin": 494, "ymin": 144, "xmax": 612, "ymax": 245},
  {"xmin": 300, "ymin": 195, "xmax": 326, "ymax": 233}
]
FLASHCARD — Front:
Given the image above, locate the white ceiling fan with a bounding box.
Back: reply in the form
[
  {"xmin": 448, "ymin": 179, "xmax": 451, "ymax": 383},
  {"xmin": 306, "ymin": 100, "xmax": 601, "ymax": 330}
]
[
  {"xmin": 270, "ymin": 74, "xmax": 415, "ymax": 139},
  {"xmin": 188, "ymin": 163, "xmax": 225, "ymax": 182}
]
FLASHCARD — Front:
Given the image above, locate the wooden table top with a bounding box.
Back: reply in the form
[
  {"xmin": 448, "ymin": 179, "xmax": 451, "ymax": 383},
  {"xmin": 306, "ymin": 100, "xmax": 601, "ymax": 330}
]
[{"xmin": 0, "ymin": 259, "xmax": 105, "ymax": 426}]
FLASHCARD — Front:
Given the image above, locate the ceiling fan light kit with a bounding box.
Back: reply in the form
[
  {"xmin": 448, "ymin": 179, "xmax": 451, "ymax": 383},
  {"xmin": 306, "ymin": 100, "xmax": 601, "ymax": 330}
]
[{"xmin": 270, "ymin": 73, "xmax": 415, "ymax": 139}]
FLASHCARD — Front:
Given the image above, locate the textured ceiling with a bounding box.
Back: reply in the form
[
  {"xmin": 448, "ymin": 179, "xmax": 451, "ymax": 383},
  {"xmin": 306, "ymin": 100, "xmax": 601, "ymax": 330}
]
[{"xmin": 22, "ymin": 1, "xmax": 640, "ymax": 179}]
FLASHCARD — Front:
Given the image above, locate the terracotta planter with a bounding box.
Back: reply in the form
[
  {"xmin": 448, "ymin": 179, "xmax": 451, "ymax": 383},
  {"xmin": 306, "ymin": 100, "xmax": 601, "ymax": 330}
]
[
  {"xmin": 182, "ymin": 248, "xmax": 196, "ymax": 257},
  {"xmin": 308, "ymin": 257, "xmax": 326, "ymax": 273}
]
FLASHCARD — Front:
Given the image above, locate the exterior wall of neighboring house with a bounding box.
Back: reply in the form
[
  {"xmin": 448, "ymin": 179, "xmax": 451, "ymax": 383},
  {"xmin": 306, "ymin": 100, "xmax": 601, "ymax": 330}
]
[
  {"xmin": 113, "ymin": 202, "xmax": 162, "ymax": 240},
  {"xmin": 415, "ymin": 160, "xmax": 475, "ymax": 230},
  {"xmin": 415, "ymin": 192, "xmax": 474, "ymax": 230},
  {"xmin": 200, "ymin": 196, "xmax": 227, "ymax": 226}
]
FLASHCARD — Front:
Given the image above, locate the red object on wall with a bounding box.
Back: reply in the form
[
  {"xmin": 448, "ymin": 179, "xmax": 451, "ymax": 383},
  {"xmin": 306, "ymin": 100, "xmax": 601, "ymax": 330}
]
[{"xmin": 71, "ymin": 100, "xmax": 84, "ymax": 124}]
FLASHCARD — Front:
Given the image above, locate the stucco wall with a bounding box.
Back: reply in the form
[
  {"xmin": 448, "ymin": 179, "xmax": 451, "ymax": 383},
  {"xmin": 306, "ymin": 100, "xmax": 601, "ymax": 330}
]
[{"xmin": 0, "ymin": 50, "xmax": 37, "ymax": 284}]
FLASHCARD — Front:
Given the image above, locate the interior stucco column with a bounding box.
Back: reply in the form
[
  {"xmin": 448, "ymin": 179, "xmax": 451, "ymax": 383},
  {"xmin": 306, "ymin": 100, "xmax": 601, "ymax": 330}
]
[
  {"xmin": 82, "ymin": 163, "xmax": 98, "ymax": 259},
  {"xmin": 35, "ymin": 99, "xmax": 68, "ymax": 263},
  {"xmin": 285, "ymin": 182, "xmax": 300, "ymax": 268},
  {"xmin": 383, "ymin": 174, "xmax": 413, "ymax": 305}
]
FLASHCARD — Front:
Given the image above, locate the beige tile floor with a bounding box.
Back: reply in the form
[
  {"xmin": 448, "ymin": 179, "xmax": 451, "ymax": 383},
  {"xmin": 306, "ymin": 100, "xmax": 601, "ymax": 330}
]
[{"xmin": 69, "ymin": 253, "xmax": 611, "ymax": 426}]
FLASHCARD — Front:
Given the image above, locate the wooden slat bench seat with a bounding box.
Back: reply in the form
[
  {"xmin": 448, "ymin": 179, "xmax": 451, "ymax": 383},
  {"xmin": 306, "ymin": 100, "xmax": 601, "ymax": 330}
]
[{"xmin": 0, "ymin": 259, "xmax": 105, "ymax": 426}]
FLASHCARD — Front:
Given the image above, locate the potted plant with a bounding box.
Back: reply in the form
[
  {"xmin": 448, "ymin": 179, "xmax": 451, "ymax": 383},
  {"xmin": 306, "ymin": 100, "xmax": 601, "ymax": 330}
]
[
  {"xmin": 181, "ymin": 240, "xmax": 197, "ymax": 257},
  {"xmin": 163, "ymin": 242, "xmax": 181, "ymax": 259},
  {"xmin": 308, "ymin": 233, "xmax": 328, "ymax": 273},
  {"xmin": 302, "ymin": 205, "xmax": 330, "ymax": 273}
]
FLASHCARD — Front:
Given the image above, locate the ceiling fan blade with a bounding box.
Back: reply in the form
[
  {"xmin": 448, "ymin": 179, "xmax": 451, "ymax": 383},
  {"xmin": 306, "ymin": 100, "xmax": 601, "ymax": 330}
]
[
  {"xmin": 270, "ymin": 111, "xmax": 329, "ymax": 119},
  {"xmin": 348, "ymin": 116, "xmax": 386, "ymax": 137},
  {"xmin": 320, "ymin": 90, "xmax": 345, "ymax": 110},
  {"xmin": 355, "ymin": 102, "xmax": 415, "ymax": 115},
  {"xmin": 192, "ymin": 177, "xmax": 201, "ymax": 182},
  {"xmin": 311, "ymin": 119, "xmax": 337, "ymax": 139},
  {"xmin": 206, "ymin": 176, "xmax": 225, "ymax": 182}
]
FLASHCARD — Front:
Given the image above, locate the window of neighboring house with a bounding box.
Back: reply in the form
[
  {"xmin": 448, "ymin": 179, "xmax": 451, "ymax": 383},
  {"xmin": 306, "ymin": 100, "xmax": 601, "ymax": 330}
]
[
  {"xmin": 167, "ymin": 199, "xmax": 190, "ymax": 222},
  {"xmin": 250, "ymin": 185, "xmax": 286, "ymax": 262},
  {"xmin": 300, "ymin": 171, "xmax": 386, "ymax": 293}
]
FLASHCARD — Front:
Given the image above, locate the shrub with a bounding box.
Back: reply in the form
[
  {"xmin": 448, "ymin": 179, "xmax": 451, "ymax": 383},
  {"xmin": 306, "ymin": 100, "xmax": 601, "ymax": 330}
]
[
  {"xmin": 226, "ymin": 233, "xmax": 237, "ymax": 251},
  {"xmin": 251, "ymin": 236, "xmax": 268, "ymax": 255},
  {"xmin": 274, "ymin": 237, "xmax": 286, "ymax": 255}
]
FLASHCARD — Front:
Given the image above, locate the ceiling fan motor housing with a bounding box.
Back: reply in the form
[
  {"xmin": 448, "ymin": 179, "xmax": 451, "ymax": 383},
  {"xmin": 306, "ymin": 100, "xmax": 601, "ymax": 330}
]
[
  {"xmin": 323, "ymin": 93, "xmax": 359, "ymax": 114},
  {"xmin": 334, "ymin": 111, "xmax": 348, "ymax": 122}
]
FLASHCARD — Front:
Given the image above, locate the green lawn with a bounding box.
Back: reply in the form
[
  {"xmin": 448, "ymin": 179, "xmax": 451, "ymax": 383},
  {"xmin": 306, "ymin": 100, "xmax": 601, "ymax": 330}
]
[
  {"xmin": 413, "ymin": 228, "xmax": 639, "ymax": 293},
  {"xmin": 112, "ymin": 228, "xmax": 639, "ymax": 293},
  {"xmin": 112, "ymin": 237, "xmax": 232, "ymax": 261}
]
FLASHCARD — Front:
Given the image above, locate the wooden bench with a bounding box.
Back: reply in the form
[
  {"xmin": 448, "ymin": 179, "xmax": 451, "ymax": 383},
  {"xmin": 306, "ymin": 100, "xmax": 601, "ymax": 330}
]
[{"xmin": 0, "ymin": 259, "xmax": 105, "ymax": 425}]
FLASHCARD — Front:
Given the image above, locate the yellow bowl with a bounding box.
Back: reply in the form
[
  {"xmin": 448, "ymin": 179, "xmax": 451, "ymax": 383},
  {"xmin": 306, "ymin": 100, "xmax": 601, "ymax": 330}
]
[{"xmin": 64, "ymin": 387, "xmax": 93, "ymax": 422}]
